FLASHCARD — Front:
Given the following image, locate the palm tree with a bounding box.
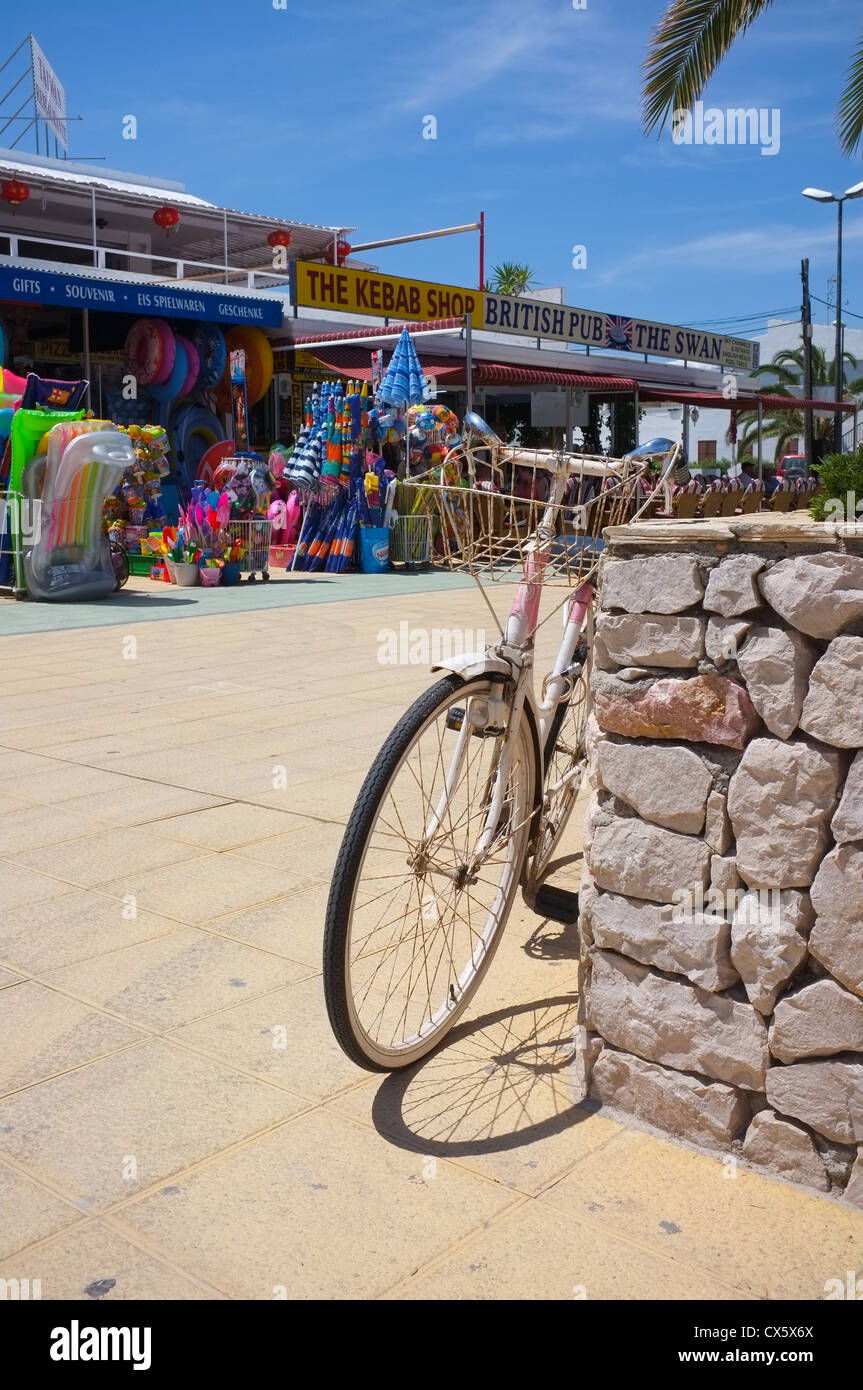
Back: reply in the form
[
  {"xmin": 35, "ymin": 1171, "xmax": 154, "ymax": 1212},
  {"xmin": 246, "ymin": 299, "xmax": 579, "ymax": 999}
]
[
  {"xmin": 734, "ymin": 345, "xmax": 863, "ymax": 456},
  {"xmin": 643, "ymin": 2, "xmax": 863, "ymax": 156},
  {"xmin": 483, "ymin": 261, "xmax": 538, "ymax": 296}
]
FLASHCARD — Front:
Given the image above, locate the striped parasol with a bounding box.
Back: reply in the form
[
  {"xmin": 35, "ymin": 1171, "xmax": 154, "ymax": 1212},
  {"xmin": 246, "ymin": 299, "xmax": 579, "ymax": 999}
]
[{"xmin": 377, "ymin": 328, "xmax": 431, "ymax": 409}]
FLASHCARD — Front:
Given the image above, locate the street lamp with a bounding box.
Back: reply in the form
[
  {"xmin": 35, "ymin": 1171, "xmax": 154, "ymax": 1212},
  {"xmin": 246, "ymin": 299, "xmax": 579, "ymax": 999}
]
[{"xmin": 802, "ymin": 182, "xmax": 863, "ymax": 452}]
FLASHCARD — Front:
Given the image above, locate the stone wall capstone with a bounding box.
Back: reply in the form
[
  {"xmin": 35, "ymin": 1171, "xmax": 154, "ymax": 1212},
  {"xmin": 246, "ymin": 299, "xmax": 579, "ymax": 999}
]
[{"xmin": 580, "ymin": 517, "xmax": 863, "ymax": 1208}]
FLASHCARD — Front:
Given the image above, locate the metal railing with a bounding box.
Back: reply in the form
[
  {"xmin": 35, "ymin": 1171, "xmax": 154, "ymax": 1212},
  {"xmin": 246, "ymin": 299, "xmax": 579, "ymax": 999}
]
[{"xmin": 0, "ymin": 230, "xmax": 293, "ymax": 293}]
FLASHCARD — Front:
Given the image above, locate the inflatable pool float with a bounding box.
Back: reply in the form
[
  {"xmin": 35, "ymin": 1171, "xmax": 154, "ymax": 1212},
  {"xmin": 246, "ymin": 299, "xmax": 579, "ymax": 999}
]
[
  {"xmin": 215, "ymin": 326, "xmax": 274, "ymax": 409},
  {"xmin": 148, "ymin": 339, "xmax": 188, "ymax": 403},
  {"xmin": 125, "ymin": 318, "xmax": 176, "ymax": 386},
  {"xmin": 175, "ymin": 334, "xmax": 200, "ymax": 399},
  {"xmin": 172, "ymin": 404, "xmax": 227, "ymax": 488},
  {"xmin": 191, "ymin": 324, "xmax": 227, "ymax": 389}
]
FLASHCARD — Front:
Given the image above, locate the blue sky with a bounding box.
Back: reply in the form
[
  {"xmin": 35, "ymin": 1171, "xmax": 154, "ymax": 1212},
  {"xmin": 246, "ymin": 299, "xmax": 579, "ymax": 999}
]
[{"xmin": 12, "ymin": 0, "xmax": 863, "ymax": 343}]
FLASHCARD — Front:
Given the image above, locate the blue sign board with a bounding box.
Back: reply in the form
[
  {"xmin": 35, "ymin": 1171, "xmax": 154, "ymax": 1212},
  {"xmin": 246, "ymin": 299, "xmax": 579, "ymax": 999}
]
[{"xmin": 0, "ymin": 264, "xmax": 284, "ymax": 329}]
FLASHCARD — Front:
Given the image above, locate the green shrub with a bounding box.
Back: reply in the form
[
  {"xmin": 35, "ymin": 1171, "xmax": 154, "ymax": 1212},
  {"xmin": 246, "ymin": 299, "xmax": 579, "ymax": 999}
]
[{"xmin": 810, "ymin": 445, "xmax": 863, "ymax": 522}]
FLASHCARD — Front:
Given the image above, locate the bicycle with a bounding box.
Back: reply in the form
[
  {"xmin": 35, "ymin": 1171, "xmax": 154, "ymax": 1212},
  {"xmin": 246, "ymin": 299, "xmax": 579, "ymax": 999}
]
[{"xmin": 323, "ymin": 414, "xmax": 681, "ymax": 1070}]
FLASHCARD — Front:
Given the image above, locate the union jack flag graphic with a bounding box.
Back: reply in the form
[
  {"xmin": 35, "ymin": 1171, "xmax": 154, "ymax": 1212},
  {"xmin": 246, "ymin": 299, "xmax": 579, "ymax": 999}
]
[{"xmin": 605, "ymin": 315, "xmax": 633, "ymax": 351}]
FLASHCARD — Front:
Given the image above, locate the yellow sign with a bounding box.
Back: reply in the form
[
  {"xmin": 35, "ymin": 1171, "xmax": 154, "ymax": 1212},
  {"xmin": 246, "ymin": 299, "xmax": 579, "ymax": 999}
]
[{"xmin": 293, "ymin": 261, "xmax": 481, "ymax": 324}]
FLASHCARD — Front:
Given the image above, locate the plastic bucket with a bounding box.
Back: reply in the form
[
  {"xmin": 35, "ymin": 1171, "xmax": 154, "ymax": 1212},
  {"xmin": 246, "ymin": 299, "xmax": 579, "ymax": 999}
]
[
  {"xmin": 199, "ymin": 566, "xmax": 221, "ymax": 587},
  {"xmin": 358, "ymin": 526, "xmax": 389, "ymax": 574},
  {"xmin": 165, "ymin": 558, "xmax": 178, "ymax": 584},
  {"xmin": 221, "ymin": 561, "xmax": 241, "ymax": 586},
  {"xmin": 174, "ymin": 562, "xmax": 200, "ymax": 587}
]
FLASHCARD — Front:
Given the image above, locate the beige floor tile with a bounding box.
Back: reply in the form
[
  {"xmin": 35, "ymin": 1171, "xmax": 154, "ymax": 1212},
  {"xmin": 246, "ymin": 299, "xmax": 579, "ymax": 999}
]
[
  {"xmin": 0, "ymin": 1161, "xmax": 82, "ymax": 1261},
  {"xmin": 98, "ymin": 853, "xmax": 316, "ymax": 925},
  {"xmin": 41, "ymin": 929, "xmax": 310, "ymax": 1031},
  {"xmin": 0, "ymin": 1040, "xmax": 305, "ymax": 1211},
  {"xmin": 168, "ymin": 976, "xmax": 365, "ymax": 1100},
  {"xmin": 331, "ymin": 993, "xmax": 619, "ymax": 1195},
  {"xmin": 252, "ymin": 770, "xmax": 364, "ymax": 821},
  {"xmin": 149, "ymin": 801, "xmax": 309, "ymax": 851},
  {"xmin": 234, "ymin": 819, "xmax": 345, "ymax": 875},
  {"xmin": 393, "ymin": 1198, "xmax": 744, "ymax": 1301},
  {"xmin": 0, "ymin": 981, "xmax": 145, "ymax": 1095},
  {"xmin": 210, "ymin": 884, "xmax": 328, "ymax": 968},
  {"xmin": 0, "ymin": 804, "xmax": 110, "ymax": 856},
  {"xmin": 117, "ymin": 1108, "xmax": 516, "ymax": 1299},
  {"xmin": 0, "ymin": 890, "xmax": 183, "ymax": 975},
  {"xmin": 9, "ymin": 826, "xmax": 207, "ymax": 890},
  {"xmin": 1, "ymin": 765, "xmax": 143, "ymax": 806},
  {"xmin": 0, "ymin": 1221, "xmax": 226, "ymax": 1300},
  {"xmin": 0, "ymin": 861, "xmax": 77, "ymax": 911},
  {"xmin": 58, "ymin": 784, "xmax": 226, "ymax": 828},
  {"xmin": 539, "ymin": 1129, "xmax": 863, "ymax": 1299}
]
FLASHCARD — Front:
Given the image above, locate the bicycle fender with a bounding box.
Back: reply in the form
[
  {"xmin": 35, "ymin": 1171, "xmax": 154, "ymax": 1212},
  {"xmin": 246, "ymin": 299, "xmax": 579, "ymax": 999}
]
[{"xmin": 429, "ymin": 652, "xmax": 512, "ymax": 682}]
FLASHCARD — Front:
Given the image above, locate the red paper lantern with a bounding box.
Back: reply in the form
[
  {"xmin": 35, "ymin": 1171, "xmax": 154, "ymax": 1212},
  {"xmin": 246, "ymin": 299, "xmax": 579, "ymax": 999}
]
[
  {"xmin": 266, "ymin": 229, "xmax": 292, "ymax": 248},
  {"xmin": 153, "ymin": 204, "xmax": 180, "ymax": 235},
  {"xmin": 1, "ymin": 178, "xmax": 30, "ymax": 213},
  {"xmin": 324, "ymin": 239, "xmax": 352, "ymax": 266}
]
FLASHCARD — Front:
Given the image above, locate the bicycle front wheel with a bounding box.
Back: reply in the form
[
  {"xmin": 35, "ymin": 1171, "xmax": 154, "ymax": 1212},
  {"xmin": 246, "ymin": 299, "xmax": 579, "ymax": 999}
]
[{"xmin": 324, "ymin": 675, "xmax": 535, "ymax": 1070}]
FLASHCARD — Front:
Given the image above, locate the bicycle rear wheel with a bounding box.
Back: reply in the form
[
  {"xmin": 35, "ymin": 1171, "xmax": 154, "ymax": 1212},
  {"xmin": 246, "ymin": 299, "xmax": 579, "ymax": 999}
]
[
  {"xmin": 324, "ymin": 675, "xmax": 535, "ymax": 1070},
  {"xmin": 530, "ymin": 646, "xmax": 589, "ymax": 886}
]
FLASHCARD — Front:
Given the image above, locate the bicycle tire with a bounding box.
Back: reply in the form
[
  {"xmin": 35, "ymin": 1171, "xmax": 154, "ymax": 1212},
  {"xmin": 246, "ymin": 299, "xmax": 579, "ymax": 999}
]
[
  {"xmin": 530, "ymin": 644, "xmax": 590, "ymax": 886},
  {"xmin": 323, "ymin": 674, "xmax": 535, "ymax": 1071}
]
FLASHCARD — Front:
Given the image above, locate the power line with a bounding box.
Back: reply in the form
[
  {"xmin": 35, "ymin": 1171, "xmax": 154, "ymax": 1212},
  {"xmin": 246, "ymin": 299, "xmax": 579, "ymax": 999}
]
[
  {"xmin": 811, "ymin": 292, "xmax": 863, "ymax": 323},
  {"xmin": 680, "ymin": 306, "xmax": 798, "ymax": 327}
]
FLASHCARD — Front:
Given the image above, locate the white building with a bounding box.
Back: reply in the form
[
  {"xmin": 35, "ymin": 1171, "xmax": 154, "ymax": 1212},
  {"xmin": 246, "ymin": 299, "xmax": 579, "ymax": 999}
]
[{"xmin": 642, "ymin": 319, "xmax": 863, "ymax": 469}]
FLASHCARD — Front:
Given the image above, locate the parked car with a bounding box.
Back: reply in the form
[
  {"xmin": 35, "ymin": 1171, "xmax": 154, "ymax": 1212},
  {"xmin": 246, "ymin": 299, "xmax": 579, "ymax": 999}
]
[{"xmin": 776, "ymin": 453, "xmax": 809, "ymax": 479}]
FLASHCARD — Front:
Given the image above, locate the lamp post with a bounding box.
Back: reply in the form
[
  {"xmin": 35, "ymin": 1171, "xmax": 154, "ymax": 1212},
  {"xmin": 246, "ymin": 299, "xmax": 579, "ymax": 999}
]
[{"xmin": 802, "ymin": 182, "xmax": 863, "ymax": 453}]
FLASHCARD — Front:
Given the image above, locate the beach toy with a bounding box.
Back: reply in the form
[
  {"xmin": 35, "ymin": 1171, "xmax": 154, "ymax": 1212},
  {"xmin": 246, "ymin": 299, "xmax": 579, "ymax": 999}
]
[
  {"xmin": 191, "ymin": 323, "xmax": 227, "ymax": 389},
  {"xmin": 175, "ymin": 335, "xmax": 200, "ymax": 399},
  {"xmin": 148, "ymin": 339, "xmax": 188, "ymax": 403},
  {"xmin": 215, "ymin": 326, "xmax": 274, "ymax": 408},
  {"xmin": 125, "ymin": 318, "xmax": 176, "ymax": 386}
]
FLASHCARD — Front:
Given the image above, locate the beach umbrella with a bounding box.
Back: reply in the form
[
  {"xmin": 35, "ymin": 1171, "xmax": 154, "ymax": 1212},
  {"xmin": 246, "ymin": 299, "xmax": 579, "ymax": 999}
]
[{"xmin": 377, "ymin": 328, "xmax": 431, "ymax": 409}]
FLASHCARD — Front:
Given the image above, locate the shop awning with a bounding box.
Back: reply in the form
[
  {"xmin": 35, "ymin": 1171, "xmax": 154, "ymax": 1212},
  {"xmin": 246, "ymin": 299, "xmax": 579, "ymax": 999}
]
[
  {"xmin": 0, "ymin": 259, "xmax": 285, "ymax": 328},
  {"xmin": 303, "ymin": 342, "xmax": 640, "ymax": 393},
  {"xmin": 638, "ymin": 385, "xmax": 856, "ymax": 413},
  {"xmin": 306, "ymin": 344, "xmax": 466, "ymax": 383},
  {"xmin": 472, "ymin": 363, "xmax": 638, "ymax": 390}
]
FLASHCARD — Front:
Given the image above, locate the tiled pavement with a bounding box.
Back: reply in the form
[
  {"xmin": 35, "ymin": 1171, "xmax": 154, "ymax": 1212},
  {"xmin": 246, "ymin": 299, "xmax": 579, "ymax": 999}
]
[{"xmin": 1, "ymin": 577, "xmax": 861, "ymax": 1300}]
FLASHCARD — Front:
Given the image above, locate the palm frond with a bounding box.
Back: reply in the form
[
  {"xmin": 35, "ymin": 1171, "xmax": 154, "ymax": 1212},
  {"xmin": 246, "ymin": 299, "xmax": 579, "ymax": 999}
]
[
  {"xmin": 643, "ymin": 0, "xmax": 777, "ymax": 136},
  {"xmin": 837, "ymin": 26, "xmax": 863, "ymax": 156}
]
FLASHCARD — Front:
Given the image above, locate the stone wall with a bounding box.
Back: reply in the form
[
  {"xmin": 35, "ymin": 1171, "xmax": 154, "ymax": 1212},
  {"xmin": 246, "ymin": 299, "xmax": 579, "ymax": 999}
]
[{"xmin": 579, "ymin": 518, "xmax": 863, "ymax": 1207}]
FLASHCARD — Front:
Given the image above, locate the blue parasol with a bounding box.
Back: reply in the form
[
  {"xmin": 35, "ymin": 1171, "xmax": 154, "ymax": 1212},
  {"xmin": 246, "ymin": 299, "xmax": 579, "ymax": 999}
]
[{"xmin": 377, "ymin": 328, "xmax": 431, "ymax": 409}]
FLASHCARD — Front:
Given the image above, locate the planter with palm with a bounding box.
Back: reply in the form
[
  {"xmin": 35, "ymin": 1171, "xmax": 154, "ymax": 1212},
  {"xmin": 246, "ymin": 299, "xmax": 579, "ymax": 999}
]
[{"xmin": 483, "ymin": 262, "xmax": 538, "ymax": 297}]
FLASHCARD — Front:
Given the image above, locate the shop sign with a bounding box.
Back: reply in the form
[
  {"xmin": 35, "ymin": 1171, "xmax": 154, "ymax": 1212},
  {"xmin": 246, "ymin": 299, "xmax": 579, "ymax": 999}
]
[
  {"xmin": 293, "ymin": 261, "xmax": 480, "ymax": 323},
  {"xmin": 483, "ymin": 293, "xmax": 759, "ymax": 370},
  {"xmin": 292, "ymin": 258, "xmax": 757, "ymax": 370},
  {"xmin": 30, "ymin": 37, "xmax": 67, "ymax": 151},
  {"xmin": 0, "ymin": 265, "xmax": 284, "ymax": 328}
]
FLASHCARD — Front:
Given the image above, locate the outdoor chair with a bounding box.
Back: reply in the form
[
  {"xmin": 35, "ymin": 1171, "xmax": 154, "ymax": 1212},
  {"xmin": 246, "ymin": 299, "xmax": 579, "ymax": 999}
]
[
  {"xmin": 738, "ymin": 479, "xmax": 765, "ymax": 514},
  {"xmin": 720, "ymin": 482, "xmax": 745, "ymax": 516},
  {"xmin": 767, "ymin": 479, "xmax": 795, "ymax": 512},
  {"xmin": 670, "ymin": 479, "xmax": 702, "ymax": 519},
  {"xmin": 699, "ymin": 480, "xmax": 725, "ymax": 519}
]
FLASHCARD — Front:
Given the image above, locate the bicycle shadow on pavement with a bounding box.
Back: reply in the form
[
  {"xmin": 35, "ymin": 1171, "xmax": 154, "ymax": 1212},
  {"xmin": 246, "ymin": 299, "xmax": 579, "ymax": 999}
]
[{"xmin": 368, "ymin": 990, "xmax": 598, "ymax": 1159}]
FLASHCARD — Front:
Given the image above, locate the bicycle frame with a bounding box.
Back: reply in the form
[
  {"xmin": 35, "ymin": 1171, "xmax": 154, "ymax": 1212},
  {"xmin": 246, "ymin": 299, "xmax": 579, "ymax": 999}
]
[{"xmin": 427, "ymin": 430, "xmax": 681, "ymax": 881}]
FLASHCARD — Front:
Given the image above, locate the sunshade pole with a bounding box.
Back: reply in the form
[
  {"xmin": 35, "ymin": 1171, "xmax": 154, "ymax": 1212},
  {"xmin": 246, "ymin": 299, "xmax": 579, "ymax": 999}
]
[
  {"xmin": 757, "ymin": 398, "xmax": 763, "ymax": 481},
  {"xmin": 464, "ymin": 312, "xmax": 473, "ymax": 413}
]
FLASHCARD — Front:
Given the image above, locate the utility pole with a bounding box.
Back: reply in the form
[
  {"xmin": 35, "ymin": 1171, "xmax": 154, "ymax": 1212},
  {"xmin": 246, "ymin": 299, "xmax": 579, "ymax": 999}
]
[
  {"xmin": 801, "ymin": 258, "xmax": 814, "ymax": 470},
  {"xmin": 834, "ymin": 200, "xmax": 845, "ymax": 453}
]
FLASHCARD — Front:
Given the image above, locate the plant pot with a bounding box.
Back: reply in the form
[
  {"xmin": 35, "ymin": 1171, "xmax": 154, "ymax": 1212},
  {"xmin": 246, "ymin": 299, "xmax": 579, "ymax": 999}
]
[
  {"xmin": 173, "ymin": 562, "xmax": 200, "ymax": 587},
  {"xmin": 221, "ymin": 561, "xmax": 241, "ymax": 586},
  {"xmin": 165, "ymin": 558, "xmax": 178, "ymax": 584}
]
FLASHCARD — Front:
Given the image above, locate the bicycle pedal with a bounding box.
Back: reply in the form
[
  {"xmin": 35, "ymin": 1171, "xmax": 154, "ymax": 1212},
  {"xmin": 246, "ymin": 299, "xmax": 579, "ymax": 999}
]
[{"xmin": 531, "ymin": 883, "xmax": 580, "ymax": 924}]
